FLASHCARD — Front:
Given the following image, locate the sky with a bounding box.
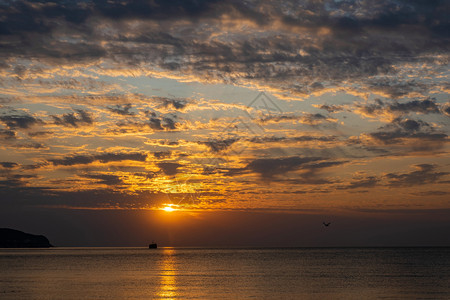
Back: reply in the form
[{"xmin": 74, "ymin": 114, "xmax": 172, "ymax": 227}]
[{"xmin": 0, "ymin": 0, "xmax": 449, "ymax": 247}]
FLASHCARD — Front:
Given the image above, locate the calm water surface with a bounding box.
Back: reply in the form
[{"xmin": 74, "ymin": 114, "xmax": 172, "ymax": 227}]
[{"xmin": 1, "ymin": 247, "xmax": 449, "ymax": 299}]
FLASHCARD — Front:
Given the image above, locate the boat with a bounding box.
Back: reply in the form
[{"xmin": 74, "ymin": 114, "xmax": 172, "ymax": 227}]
[{"xmin": 149, "ymin": 241, "xmax": 157, "ymax": 249}]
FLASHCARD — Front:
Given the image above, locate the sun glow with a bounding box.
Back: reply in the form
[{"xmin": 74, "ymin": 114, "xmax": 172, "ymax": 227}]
[{"xmin": 162, "ymin": 204, "xmax": 176, "ymax": 212}]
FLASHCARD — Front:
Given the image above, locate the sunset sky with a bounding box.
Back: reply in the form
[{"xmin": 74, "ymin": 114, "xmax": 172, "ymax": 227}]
[{"xmin": 1, "ymin": 0, "xmax": 449, "ymax": 246}]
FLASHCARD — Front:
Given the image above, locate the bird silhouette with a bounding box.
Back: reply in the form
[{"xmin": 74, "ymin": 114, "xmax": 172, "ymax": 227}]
[{"xmin": 323, "ymin": 222, "xmax": 331, "ymax": 227}]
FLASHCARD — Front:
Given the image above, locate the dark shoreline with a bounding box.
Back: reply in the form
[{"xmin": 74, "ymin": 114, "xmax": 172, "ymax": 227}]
[{"xmin": 0, "ymin": 228, "xmax": 53, "ymax": 248}]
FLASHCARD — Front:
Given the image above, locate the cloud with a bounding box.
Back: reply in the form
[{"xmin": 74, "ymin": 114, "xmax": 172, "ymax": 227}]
[
  {"xmin": 258, "ymin": 113, "xmax": 336, "ymax": 125},
  {"xmin": 27, "ymin": 131, "xmax": 52, "ymax": 137},
  {"xmin": 0, "ymin": 174, "xmax": 36, "ymax": 187},
  {"xmin": 301, "ymin": 113, "xmax": 336, "ymax": 126},
  {"xmin": 162, "ymin": 116, "xmax": 177, "ymax": 130},
  {"xmin": 153, "ymin": 151, "xmax": 171, "ymax": 159},
  {"xmin": 387, "ymin": 99, "xmax": 440, "ymax": 114},
  {"xmin": 200, "ymin": 138, "xmax": 238, "ymax": 153},
  {"xmin": 246, "ymin": 156, "xmax": 319, "ymax": 179},
  {"xmin": 1, "ymin": 0, "xmax": 448, "ymax": 98},
  {"xmin": 82, "ymin": 174, "xmax": 123, "ymax": 186},
  {"xmin": 385, "ymin": 164, "xmax": 449, "ymax": 187},
  {"xmin": 0, "ymin": 129, "xmax": 16, "ymax": 140},
  {"xmin": 95, "ymin": 153, "xmax": 148, "ymax": 164},
  {"xmin": 443, "ymin": 105, "xmax": 450, "ymax": 117},
  {"xmin": 0, "ymin": 0, "xmax": 449, "ymax": 212},
  {"xmin": 52, "ymin": 109, "xmax": 94, "ymax": 127},
  {"xmin": 315, "ymin": 104, "xmax": 344, "ymax": 113},
  {"xmin": 133, "ymin": 172, "xmax": 157, "ymax": 180},
  {"xmin": 245, "ymin": 156, "xmax": 346, "ymax": 179},
  {"xmin": 360, "ymin": 116, "xmax": 448, "ymax": 152},
  {"xmin": 157, "ymin": 162, "xmax": 182, "ymax": 176},
  {"xmin": 0, "ymin": 162, "xmax": 18, "ymax": 169},
  {"xmin": 0, "ymin": 113, "xmax": 41, "ymax": 129},
  {"xmin": 155, "ymin": 97, "xmax": 189, "ymax": 110},
  {"xmin": 49, "ymin": 152, "xmax": 148, "ymax": 166},
  {"xmin": 249, "ymin": 135, "xmax": 336, "ymax": 144},
  {"xmin": 15, "ymin": 142, "xmax": 46, "ymax": 149},
  {"xmin": 147, "ymin": 117, "xmax": 164, "ymax": 131},
  {"xmin": 338, "ymin": 176, "xmax": 379, "ymax": 190},
  {"xmin": 108, "ymin": 103, "xmax": 134, "ymax": 116},
  {"xmin": 367, "ymin": 79, "xmax": 430, "ymax": 99},
  {"xmin": 412, "ymin": 190, "xmax": 449, "ymax": 196},
  {"xmin": 0, "ymin": 187, "xmax": 166, "ymax": 210},
  {"xmin": 145, "ymin": 112, "xmax": 178, "ymax": 131},
  {"xmin": 355, "ymin": 98, "xmax": 442, "ymax": 120}
]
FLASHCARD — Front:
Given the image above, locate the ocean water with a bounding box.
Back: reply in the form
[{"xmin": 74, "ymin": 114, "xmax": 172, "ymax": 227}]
[{"xmin": 0, "ymin": 247, "xmax": 449, "ymax": 299}]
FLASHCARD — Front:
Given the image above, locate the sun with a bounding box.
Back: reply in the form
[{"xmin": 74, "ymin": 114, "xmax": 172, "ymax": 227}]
[
  {"xmin": 162, "ymin": 204, "xmax": 177, "ymax": 212},
  {"xmin": 163, "ymin": 206, "xmax": 175, "ymax": 212}
]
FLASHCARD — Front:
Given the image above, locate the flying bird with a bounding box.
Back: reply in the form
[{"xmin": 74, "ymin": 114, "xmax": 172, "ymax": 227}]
[{"xmin": 323, "ymin": 222, "xmax": 331, "ymax": 227}]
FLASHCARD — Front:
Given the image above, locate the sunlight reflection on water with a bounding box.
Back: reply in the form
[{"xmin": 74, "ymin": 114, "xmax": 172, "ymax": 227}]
[{"xmin": 157, "ymin": 248, "xmax": 177, "ymax": 299}]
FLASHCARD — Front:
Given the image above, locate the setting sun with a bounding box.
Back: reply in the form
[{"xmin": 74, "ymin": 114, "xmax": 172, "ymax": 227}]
[{"xmin": 163, "ymin": 206, "xmax": 176, "ymax": 212}]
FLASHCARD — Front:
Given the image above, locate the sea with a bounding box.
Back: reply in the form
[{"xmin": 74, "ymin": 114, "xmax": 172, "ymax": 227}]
[{"xmin": 1, "ymin": 247, "xmax": 449, "ymax": 299}]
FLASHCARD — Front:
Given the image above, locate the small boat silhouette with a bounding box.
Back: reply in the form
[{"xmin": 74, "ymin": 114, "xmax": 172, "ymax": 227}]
[{"xmin": 149, "ymin": 241, "xmax": 157, "ymax": 249}]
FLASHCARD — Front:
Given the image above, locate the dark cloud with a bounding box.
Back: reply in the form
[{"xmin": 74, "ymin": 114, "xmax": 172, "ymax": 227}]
[
  {"xmin": 0, "ymin": 129, "xmax": 16, "ymax": 140},
  {"xmin": 145, "ymin": 112, "xmax": 178, "ymax": 131},
  {"xmin": 200, "ymin": 138, "xmax": 238, "ymax": 153},
  {"xmin": 394, "ymin": 118, "xmax": 427, "ymax": 131},
  {"xmin": 339, "ymin": 176, "xmax": 379, "ymax": 190},
  {"xmin": 247, "ymin": 157, "xmax": 316, "ymax": 179},
  {"xmin": 162, "ymin": 117, "xmax": 177, "ymax": 130},
  {"xmin": 443, "ymin": 105, "xmax": 450, "ymax": 117},
  {"xmin": 83, "ymin": 174, "xmax": 123, "ymax": 186},
  {"xmin": 258, "ymin": 114, "xmax": 301, "ymax": 124},
  {"xmin": 245, "ymin": 156, "xmax": 341, "ymax": 179},
  {"xmin": 12, "ymin": 142, "xmax": 46, "ymax": 149},
  {"xmin": 2, "ymin": 0, "xmax": 445, "ymax": 40},
  {"xmin": 370, "ymin": 130, "xmax": 447, "ymax": 146},
  {"xmin": 0, "ymin": 0, "xmax": 448, "ymax": 96},
  {"xmin": 0, "ymin": 162, "xmax": 18, "ymax": 169},
  {"xmin": 0, "ymin": 113, "xmax": 41, "ymax": 129},
  {"xmin": 157, "ymin": 162, "xmax": 182, "ymax": 176},
  {"xmin": 133, "ymin": 172, "xmax": 157, "ymax": 180},
  {"xmin": 49, "ymin": 152, "xmax": 148, "ymax": 166},
  {"xmin": 93, "ymin": 0, "xmax": 229, "ymax": 21},
  {"xmin": 387, "ymin": 98, "xmax": 441, "ymax": 114},
  {"xmin": 412, "ymin": 190, "xmax": 448, "ymax": 196},
  {"xmin": 0, "ymin": 187, "xmax": 166, "ymax": 210},
  {"xmin": 222, "ymin": 156, "xmax": 347, "ymax": 180},
  {"xmin": 367, "ymin": 79, "xmax": 429, "ymax": 99},
  {"xmin": 317, "ymin": 104, "xmax": 344, "ymax": 113},
  {"xmin": 301, "ymin": 113, "xmax": 331, "ymax": 125},
  {"xmin": 27, "ymin": 131, "xmax": 52, "ymax": 137},
  {"xmin": 153, "ymin": 151, "xmax": 171, "ymax": 159},
  {"xmin": 155, "ymin": 97, "xmax": 188, "ymax": 110},
  {"xmin": 306, "ymin": 161, "xmax": 346, "ymax": 170},
  {"xmin": 385, "ymin": 164, "xmax": 449, "ymax": 187},
  {"xmin": 108, "ymin": 104, "xmax": 134, "ymax": 116},
  {"xmin": 368, "ymin": 117, "xmax": 448, "ymax": 150},
  {"xmin": 258, "ymin": 113, "xmax": 332, "ymax": 125},
  {"xmin": 358, "ymin": 98, "xmax": 441, "ymax": 117},
  {"xmin": 52, "ymin": 109, "xmax": 94, "ymax": 127},
  {"xmin": 148, "ymin": 117, "xmax": 164, "ymax": 130},
  {"xmin": 249, "ymin": 135, "xmax": 336, "ymax": 144},
  {"xmin": 0, "ymin": 178, "xmax": 24, "ymax": 187},
  {"xmin": 50, "ymin": 155, "xmax": 94, "ymax": 166},
  {"xmin": 95, "ymin": 153, "xmax": 148, "ymax": 163},
  {"xmin": 0, "ymin": 174, "xmax": 36, "ymax": 187}
]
